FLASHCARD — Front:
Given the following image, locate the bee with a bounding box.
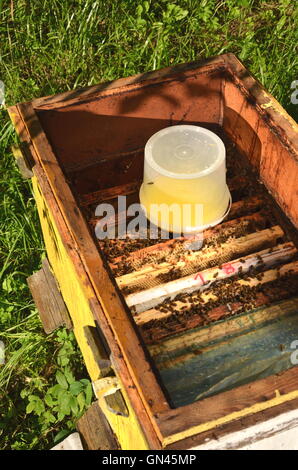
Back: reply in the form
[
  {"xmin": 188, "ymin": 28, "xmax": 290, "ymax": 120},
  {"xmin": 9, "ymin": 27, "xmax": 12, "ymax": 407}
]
[
  {"xmin": 159, "ymin": 307, "xmax": 168, "ymax": 313},
  {"xmin": 193, "ymin": 349, "xmax": 203, "ymax": 356},
  {"xmin": 256, "ymin": 272, "xmax": 264, "ymax": 281}
]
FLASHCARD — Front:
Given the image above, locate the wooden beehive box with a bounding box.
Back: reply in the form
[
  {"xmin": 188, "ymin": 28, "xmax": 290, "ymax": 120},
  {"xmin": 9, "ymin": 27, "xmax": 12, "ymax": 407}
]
[{"xmin": 9, "ymin": 53, "xmax": 298, "ymax": 449}]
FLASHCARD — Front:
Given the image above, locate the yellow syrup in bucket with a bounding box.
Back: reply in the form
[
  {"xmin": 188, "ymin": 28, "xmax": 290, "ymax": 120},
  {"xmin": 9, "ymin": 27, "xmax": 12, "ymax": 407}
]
[{"xmin": 139, "ymin": 125, "xmax": 231, "ymax": 234}]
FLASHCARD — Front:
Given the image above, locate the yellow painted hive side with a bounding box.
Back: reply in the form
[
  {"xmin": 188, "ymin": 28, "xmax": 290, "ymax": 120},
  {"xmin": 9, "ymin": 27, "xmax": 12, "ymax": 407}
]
[{"xmin": 32, "ymin": 174, "xmax": 150, "ymax": 450}]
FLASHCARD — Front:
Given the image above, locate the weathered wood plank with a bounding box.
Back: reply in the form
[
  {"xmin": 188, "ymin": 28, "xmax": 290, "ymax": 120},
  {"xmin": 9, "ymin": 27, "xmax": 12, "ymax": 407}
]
[
  {"xmin": 31, "ymin": 56, "xmax": 226, "ymax": 110},
  {"xmin": 156, "ymin": 366, "xmax": 298, "ymax": 446},
  {"xmin": 166, "ymin": 396, "xmax": 298, "ymax": 449},
  {"xmin": 27, "ymin": 258, "xmax": 72, "ymax": 333},
  {"xmin": 76, "ymin": 401, "xmax": 119, "ymax": 450}
]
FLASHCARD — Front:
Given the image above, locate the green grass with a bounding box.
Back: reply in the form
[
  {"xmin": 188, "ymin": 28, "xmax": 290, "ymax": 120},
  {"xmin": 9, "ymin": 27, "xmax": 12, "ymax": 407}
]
[{"xmin": 0, "ymin": 0, "xmax": 297, "ymax": 449}]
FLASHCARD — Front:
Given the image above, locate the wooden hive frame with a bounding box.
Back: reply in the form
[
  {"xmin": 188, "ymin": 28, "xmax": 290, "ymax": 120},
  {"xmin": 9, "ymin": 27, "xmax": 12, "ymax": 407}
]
[{"xmin": 8, "ymin": 53, "xmax": 298, "ymax": 449}]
